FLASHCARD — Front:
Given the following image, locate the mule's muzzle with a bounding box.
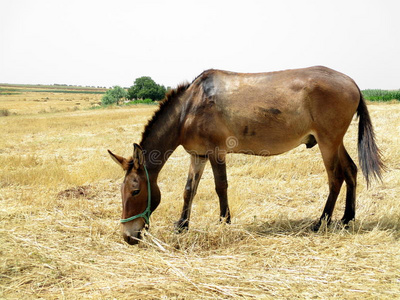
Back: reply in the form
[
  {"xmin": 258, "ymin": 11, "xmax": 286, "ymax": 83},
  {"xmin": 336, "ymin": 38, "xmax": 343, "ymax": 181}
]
[
  {"xmin": 121, "ymin": 218, "xmax": 146, "ymax": 245},
  {"xmin": 123, "ymin": 231, "xmax": 142, "ymax": 245}
]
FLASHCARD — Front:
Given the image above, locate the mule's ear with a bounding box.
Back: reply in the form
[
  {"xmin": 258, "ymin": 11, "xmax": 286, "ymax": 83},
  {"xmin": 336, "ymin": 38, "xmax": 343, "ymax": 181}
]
[
  {"xmin": 133, "ymin": 143, "xmax": 144, "ymax": 169},
  {"xmin": 108, "ymin": 150, "xmax": 130, "ymax": 171}
]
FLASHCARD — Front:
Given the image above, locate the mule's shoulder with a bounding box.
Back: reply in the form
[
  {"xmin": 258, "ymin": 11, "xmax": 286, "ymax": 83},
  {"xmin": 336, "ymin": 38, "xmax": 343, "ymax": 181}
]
[
  {"xmin": 191, "ymin": 69, "xmax": 229, "ymax": 98},
  {"xmin": 192, "ymin": 69, "xmax": 236, "ymax": 84}
]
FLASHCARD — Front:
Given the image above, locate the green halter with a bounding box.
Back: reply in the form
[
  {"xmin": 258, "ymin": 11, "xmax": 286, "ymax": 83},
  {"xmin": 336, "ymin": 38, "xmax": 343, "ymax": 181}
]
[{"xmin": 120, "ymin": 165, "xmax": 151, "ymax": 224}]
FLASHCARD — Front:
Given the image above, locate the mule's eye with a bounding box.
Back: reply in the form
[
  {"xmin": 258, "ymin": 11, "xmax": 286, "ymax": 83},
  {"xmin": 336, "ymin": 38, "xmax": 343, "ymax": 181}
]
[{"xmin": 131, "ymin": 190, "xmax": 140, "ymax": 197}]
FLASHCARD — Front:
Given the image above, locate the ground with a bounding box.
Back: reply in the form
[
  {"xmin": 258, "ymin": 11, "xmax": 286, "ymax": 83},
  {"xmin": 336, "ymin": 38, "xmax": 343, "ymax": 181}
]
[{"xmin": 0, "ymin": 90, "xmax": 399, "ymax": 299}]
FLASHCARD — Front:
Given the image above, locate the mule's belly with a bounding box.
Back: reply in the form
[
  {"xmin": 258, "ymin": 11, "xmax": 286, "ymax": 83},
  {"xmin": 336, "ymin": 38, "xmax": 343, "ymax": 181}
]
[
  {"xmin": 220, "ymin": 101, "xmax": 314, "ymax": 156},
  {"xmin": 182, "ymin": 131, "xmax": 310, "ymax": 157},
  {"xmin": 182, "ymin": 111, "xmax": 313, "ymax": 157},
  {"xmin": 225, "ymin": 120, "xmax": 314, "ymax": 156}
]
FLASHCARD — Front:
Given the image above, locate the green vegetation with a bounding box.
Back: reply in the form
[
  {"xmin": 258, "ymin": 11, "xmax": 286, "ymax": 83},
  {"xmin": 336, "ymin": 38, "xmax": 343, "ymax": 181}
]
[
  {"xmin": 101, "ymin": 86, "xmax": 128, "ymax": 105},
  {"xmin": 362, "ymin": 89, "xmax": 400, "ymax": 102},
  {"xmin": 128, "ymin": 76, "xmax": 166, "ymax": 101},
  {"xmin": 98, "ymin": 76, "xmax": 167, "ymax": 108},
  {"xmin": 0, "ymin": 87, "xmax": 21, "ymax": 95},
  {"xmin": 124, "ymin": 98, "xmax": 159, "ymax": 105}
]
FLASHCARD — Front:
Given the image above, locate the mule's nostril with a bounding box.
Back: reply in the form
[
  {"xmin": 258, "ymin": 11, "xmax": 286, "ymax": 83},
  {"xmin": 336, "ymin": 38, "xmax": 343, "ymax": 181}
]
[
  {"xmin": 124, "ymin": 232, "xmax": 142, "ymax": 245},
  {"xmin": 125, "ymin": 235, "xmax": 138, "ymax": 245}
]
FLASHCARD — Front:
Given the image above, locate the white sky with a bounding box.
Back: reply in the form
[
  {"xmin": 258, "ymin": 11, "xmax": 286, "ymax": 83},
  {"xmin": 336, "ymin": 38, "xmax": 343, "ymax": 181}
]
[{"xmin": 1, "ymin": 0, "xmax": 399, "ymax": 89}]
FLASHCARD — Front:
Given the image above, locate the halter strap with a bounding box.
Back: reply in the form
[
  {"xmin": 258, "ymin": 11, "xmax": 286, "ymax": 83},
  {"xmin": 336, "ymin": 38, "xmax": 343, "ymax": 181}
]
[{"xmin": 120, "ymin": 165, "xmax": 151, "ymax": 224}]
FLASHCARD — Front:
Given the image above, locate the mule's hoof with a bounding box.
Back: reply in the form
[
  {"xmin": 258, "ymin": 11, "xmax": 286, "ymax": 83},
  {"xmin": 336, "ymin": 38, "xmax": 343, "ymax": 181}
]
[
  {"xmin": 311, "ymin": 222, "xmax": 321, "ymax": 232},
  {"xmin": 341, "ymin": 217, "xmax": 354, "ymax": 229},
  {"xmin": 219, "ymin": 216, "xmax": 231, "ymax": 224},
  {"xmin": 174, "ymin": 220, "xmax": 189, "ymax": 233},
  {"xmin": 341, "ymin": 219, "xmax": 354, "ymax": 230}
]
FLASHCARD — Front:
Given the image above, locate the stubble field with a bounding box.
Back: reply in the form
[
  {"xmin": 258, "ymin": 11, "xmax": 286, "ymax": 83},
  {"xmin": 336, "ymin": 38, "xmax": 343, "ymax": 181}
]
[{"xmin": 0, "ymin": 89, "xmax": 399, "ymax": 299}]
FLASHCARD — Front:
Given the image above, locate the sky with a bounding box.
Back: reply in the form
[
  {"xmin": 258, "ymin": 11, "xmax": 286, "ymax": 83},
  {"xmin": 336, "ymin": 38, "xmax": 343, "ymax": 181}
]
[{"xmin": 1, "ymin": 0, "xmax": 399, "ymax": 89}]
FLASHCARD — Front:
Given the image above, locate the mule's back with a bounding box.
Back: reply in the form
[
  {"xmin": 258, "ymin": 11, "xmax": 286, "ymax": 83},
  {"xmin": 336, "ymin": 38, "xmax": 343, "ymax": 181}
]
[{"xmin": 181, "ymin": 66, "xmax": 360, "ymax": 156}]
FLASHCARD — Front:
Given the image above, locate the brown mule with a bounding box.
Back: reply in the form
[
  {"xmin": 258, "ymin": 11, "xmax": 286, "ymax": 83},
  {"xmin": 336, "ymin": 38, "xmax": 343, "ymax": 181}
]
[{"xmin": 108, "ymin": 66, "xmax": 384, "ymax": 245}]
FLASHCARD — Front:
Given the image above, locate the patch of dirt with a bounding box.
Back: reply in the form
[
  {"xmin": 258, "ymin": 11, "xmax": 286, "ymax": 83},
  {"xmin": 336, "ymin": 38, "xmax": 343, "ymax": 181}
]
[{"xmin": 57, "ymin": 185, "xmax": 96, "ymax": 199}]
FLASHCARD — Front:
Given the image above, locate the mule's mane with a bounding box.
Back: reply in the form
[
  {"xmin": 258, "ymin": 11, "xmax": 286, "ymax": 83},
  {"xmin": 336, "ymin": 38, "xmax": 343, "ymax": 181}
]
[{"xmin": 141, "ymin": 83, "xmax": 190, "ymax": 143}]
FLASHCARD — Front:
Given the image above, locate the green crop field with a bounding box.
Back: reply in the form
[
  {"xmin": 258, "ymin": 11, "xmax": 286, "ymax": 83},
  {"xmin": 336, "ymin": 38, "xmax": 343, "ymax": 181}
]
[{"xmin": 362, "ymin": 89, "xmax": 400, "ymax": 102}]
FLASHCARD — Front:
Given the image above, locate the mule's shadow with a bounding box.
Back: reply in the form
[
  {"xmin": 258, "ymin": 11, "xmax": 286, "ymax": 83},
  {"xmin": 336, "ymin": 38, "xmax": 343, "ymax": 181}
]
[{"xmin": 244, "ymin": 217, "xmax": 400, "ymax": 237}]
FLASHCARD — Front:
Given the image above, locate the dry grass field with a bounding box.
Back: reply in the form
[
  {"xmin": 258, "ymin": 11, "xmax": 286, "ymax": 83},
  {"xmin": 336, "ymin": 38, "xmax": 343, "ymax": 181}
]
[
  {"xmin": 0, "ymin": 86, "xmax": 103, "ymax": 115},
  {"xmin": 0, "ymin": 90, "xmax": 399, "ymax": 299}
]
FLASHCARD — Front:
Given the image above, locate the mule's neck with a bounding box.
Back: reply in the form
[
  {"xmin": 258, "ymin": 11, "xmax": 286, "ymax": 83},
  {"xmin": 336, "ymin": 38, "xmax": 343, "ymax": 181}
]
[{"xmin": 140, "ymin": 92, "xmax": 187, "ymax": 178}]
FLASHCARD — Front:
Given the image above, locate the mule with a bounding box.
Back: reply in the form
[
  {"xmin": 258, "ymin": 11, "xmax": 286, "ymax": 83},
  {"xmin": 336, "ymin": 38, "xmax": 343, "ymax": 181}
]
[{"xmin": 108, "ymin": 66, "xmax": 384, "ymax": 245}]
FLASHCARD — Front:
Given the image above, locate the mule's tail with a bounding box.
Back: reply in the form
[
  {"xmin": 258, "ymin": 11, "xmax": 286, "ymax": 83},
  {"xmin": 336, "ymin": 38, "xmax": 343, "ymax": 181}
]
[{"xmin": 357, "ymin": 91, "xmax": 385, "ymax": 186}]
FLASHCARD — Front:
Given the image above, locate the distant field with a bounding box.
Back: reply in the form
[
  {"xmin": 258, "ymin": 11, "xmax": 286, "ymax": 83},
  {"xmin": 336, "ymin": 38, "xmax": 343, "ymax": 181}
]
[
  {"xmin": 0, "ymin": 88, "xmax": 105, "ymax": 95},
  {"xmin": 0, "ymin": 84, "xmax": 106, "ymax": 115},
  {"xmin": 0, "ymin": 83, "xmax": 107, "ymax": 92},
  {"xmin": 0, "ymin": 87, "xmax": 399, "ymax": 299}
]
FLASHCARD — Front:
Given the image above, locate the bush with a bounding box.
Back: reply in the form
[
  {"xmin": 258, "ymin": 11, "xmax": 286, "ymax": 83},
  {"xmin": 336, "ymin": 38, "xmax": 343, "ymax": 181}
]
[
  {"xmin": 139, "ymin": 98, "xmax": 156, "ymax": 104},
  {"xmin": 101, "ymin": 86, "xmax": 128, "ymax": 105}
]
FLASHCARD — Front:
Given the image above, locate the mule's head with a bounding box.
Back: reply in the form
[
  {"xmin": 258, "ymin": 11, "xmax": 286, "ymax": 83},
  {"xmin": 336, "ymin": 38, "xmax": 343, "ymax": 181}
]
[{"xmin": 108, "ymin": 143, "xmax": 160, "ymax": 245}]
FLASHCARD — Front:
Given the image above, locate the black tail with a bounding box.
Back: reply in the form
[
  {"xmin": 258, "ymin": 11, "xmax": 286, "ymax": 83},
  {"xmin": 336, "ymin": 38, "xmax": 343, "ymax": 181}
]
[{"xmin": 357, "ymin": 91, "xmax": 385, "ymax": 186}]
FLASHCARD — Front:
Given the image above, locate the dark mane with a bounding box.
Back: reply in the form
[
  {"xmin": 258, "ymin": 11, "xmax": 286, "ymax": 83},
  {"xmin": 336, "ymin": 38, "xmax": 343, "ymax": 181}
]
[{"xmin": 140, "ymin": 83, "xmax": 190, "ymax": 143}]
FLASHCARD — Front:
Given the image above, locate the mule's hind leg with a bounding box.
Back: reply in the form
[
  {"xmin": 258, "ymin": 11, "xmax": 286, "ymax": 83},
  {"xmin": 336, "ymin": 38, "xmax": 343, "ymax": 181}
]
[
  {"xmin": 313, "ymin": 143, "xmax": 345, "ymax": 231},
  {"xmin": 210, "ymin": 155, "xmax": 231, "ymax": 223},
  {"xmin": 175, "ymin": 155, "xmax": 208, "ymax": 232},
  {"xmin": 339, "ymin": 144, "xmax": 358, "ymax": 225}
]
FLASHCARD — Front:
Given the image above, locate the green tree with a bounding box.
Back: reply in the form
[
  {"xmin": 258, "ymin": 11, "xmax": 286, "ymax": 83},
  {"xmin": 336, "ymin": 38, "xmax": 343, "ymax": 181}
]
[
  {"xmin": 128, "ymin": 76, "xmax": 166, "ymax": 101},
  {"xmin": 101, "ymin": 86, "xmax": 128, "ymax": 105}
]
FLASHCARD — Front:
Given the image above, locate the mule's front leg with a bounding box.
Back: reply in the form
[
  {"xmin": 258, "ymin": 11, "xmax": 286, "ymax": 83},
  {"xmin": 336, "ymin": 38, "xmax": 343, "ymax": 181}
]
[
  {"xmin": 175, "ymin": 155, "xmax": 208, "ymax": 232},
  {"xmin": 210, "ymin": 155, "xmax": 231, "ymax": 224}
]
